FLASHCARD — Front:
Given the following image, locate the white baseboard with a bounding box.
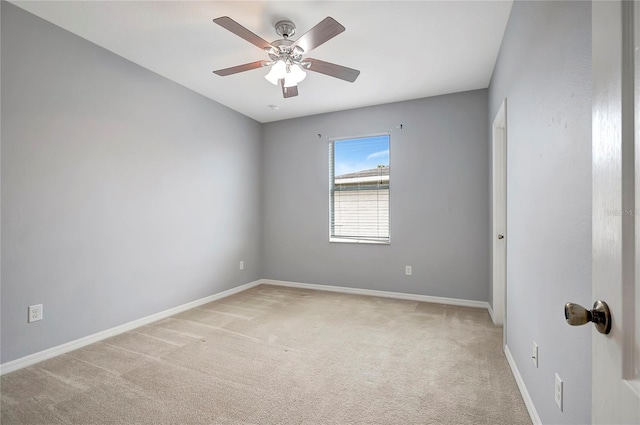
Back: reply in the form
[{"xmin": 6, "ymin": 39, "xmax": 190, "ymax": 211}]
[
  {"xmin": 0, "ymin": 280, "xmax": 262, "ymax": 375},
  {"xmin": 260, "ymin": 279, "xmax": 490, "ymax": 310},
  {"xmin": 487, "ymin": 303, "xmax": 496, "ymax": 323},
  {"xmin": 504, "ymin": 345, "xmax": 542, "ymax": 425}
]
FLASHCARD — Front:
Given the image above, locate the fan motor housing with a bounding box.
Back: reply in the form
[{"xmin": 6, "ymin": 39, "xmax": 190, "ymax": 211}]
[{"xmin": 271, "ymin": 39, "xmax": 294, "ymax": 48}]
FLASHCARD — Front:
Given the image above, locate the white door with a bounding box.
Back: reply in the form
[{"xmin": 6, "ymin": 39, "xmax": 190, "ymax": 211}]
[
  {"xmin": 492, "ymin": 99, "xmax": 507, "ymax": 329},
  {"xmin": 591, "ymin": 1, "xmax": 640, "ymax": 423}
]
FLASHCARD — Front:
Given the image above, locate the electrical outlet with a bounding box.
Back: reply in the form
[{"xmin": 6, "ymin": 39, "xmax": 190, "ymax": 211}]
[
  {"xmin": 532, "ymin": 342, "xmax": 538, "ymax": 367},
  {"xmin": 28, "ymin": 304, "xmax": 43, "ymax": 323},
  {"xmin": 405, "ymin": 265, "xmax": 412, "ymax": 276},
  {"xmin": 555, "ymin": 373, "xmax": 563, "ymax": 411},
  {"xmin": 239, "ymin": 260, "xmax": 244, "ymax": 270}
]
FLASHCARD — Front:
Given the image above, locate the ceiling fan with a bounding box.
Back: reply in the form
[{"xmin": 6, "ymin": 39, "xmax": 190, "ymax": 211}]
[{"xmin": 212, "ymin": 16, "xmax": 360, "ymax": 98}]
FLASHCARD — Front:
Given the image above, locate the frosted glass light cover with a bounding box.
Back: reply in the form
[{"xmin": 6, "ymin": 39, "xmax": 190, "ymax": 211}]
[
  {"xmin": 265, "ymin": 61, "xmax": 286, "ymax": 85},
  {"xmin": 283, "ymin": 64, "xmax": 306, "ymax": 87}
]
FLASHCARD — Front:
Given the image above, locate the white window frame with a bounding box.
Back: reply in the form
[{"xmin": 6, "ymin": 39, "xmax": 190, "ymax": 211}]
[{"xmin": 329, "ymin": 134, "xmax": 390, "ymax": 245}]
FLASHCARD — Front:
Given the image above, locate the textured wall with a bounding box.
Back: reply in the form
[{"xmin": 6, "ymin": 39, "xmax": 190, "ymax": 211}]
[
  {"xmin": 488, "ymin": 1, "xmax": 592, "ymax": 423},
  {"xmin": 262, "ymin": 90, "xmax": 490, "ymax": 301},
  {"xmin": 1, "ymin": 3, "xmax": 262, "ymax": 363}
]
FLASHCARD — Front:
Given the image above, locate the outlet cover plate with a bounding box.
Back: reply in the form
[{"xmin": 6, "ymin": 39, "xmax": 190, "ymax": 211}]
[
  {"xmin": 555, "ymin": 373, "xmax": 563, "ymax": 411},
  {"xmin": 405, "ymin": 265, "xmax": 412, "ymax": 276},
  {"xmin": 28, "ymin": 304, "xmax": 43, "ymax": 323}
]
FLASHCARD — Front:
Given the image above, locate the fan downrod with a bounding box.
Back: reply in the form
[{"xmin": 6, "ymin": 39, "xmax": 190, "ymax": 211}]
[{"xmin": 275, "ymin": 20, "xmax": 296, "ymax": 38}]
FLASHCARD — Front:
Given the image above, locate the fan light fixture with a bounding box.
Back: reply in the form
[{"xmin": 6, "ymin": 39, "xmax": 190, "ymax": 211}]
[{"xmin": 264, "ymin": 61, "xmax": 306, "ymax": 87}]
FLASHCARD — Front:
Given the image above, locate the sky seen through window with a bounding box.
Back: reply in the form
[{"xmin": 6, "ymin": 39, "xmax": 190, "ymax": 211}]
[{"xmin": 334, "ymin": 135, "xmax": 390, "ymax": 177}]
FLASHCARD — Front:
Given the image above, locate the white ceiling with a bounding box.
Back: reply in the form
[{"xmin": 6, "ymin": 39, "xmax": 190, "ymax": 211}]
[{"xmin": 11, "ymin": 1, "xmax": 513, "ymax": 123}]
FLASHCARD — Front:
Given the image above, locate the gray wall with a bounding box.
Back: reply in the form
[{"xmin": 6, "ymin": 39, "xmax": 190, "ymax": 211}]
[
  {"xmin": 262, "ymin": 90, "xmax": 490, "ymax": 301},
  {"xmin": 488, "ymin": 1, "xmax": 592, "ymax": 423},
  {"xmin": 1, "ymin": 3, "xmax": 262, "ymax": 363}
]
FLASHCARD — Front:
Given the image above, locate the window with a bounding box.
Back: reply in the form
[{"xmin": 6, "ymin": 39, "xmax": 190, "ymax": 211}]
[{"xmin": 329, "ymin": 134, "xmax": 390, "ymax": 244}]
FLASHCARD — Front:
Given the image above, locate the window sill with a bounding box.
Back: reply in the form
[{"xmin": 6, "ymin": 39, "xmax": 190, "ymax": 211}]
[{"xmin": 329, "ymin": 237, "xmax": 390, "ymax": 245}]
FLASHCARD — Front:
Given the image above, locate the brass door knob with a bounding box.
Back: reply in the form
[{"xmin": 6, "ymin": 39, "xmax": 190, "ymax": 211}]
[{"xmin": 564, "ymin": 300, "xmax": 611, "ymax": 334}]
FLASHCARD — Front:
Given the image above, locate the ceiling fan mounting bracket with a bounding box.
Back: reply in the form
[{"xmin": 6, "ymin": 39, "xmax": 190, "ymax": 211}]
[{"xmin": 275, "ymin": 20, "xmax": 296, "ymax": 38}]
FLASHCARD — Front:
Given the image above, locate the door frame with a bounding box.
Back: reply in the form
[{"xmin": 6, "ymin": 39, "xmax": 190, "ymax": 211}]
[{"xmin": 492, "ymin": 98, "xmax": 507, "ymax": 337}]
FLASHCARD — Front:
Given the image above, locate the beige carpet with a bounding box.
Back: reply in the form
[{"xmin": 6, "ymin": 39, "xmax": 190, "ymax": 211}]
[{"xmin": 1, "ymin": 284, "xmax": 531, "ymax": 424}]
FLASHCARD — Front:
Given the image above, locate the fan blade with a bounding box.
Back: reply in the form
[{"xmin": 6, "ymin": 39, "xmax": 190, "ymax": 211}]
[
  {"xmin": 305, "ymin": 58, "xmax": 360, "ymax": 82},
  {"xmin": 280, "ymin": 79, "xmax": 299, "ymax": 98},
  {"xmin": 213, "ymin": 61, "xmax": 268, "ymax": 76},
  {"xmin": 213, "ymin": 16, "xmax": 273, "ymax": 50},
  {"xmin": 291, "ymin": 17, "xmax": 345, "ymax": 53}
]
